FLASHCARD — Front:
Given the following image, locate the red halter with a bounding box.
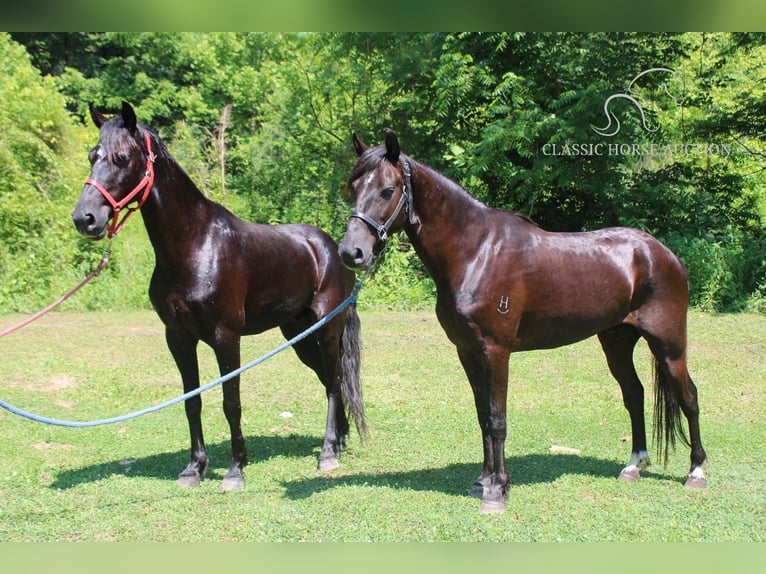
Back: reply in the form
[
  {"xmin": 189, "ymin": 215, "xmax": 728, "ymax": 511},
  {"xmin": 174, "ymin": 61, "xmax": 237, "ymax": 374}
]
[{"xmin": 84, "ymin": 130, "xmax": 156, "ymax": 239}]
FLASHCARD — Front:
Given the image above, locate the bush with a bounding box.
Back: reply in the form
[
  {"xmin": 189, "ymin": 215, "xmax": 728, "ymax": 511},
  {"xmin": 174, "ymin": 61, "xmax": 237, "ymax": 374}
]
[
  {"xmin": 663, "ymin": 229, "xmax": 766, "ymax": 312},
  {"xmin": 355, "ymin": 235, "xmax": 437, "ymax": 311}
]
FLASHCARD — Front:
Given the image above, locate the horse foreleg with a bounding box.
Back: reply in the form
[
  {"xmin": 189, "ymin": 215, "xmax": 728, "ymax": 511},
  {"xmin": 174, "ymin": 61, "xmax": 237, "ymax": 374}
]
[
  {"xmin": 213, "ymin": 334, "xmax": 247, "ymax": 491},
  {"xmin": 166, "ymin": 328, "xmax": 208, "ymax": 487},
  {"xmin": 458, "ymin": 344, "xmax": 510, "ymax": 514}
]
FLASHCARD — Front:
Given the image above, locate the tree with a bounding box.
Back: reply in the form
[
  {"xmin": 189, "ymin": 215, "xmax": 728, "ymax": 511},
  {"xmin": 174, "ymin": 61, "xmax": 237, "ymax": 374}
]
[
  {"xmin": 5, "ymin": 32, "xmax": 765, "ymax": 311},
  {"xmin": 0, "ymin": 33, "xmax": 94, "ymax": 310}
]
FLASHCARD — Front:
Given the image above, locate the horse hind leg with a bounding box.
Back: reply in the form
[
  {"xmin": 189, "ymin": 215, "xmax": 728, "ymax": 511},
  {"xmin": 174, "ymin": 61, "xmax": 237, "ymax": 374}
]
[
  {"xmin": 650, "ymin": 345, "xmax": 707, "ymax": 488},
  {"xmin": 635, "ymin": 305, "xmax": 707, "ymax": 488},
  {"xmin": 597, "ymin": 325, "xmax": 650, "ymax": 483},
  {"xmin": 282, "ymin": 320, "xmax": 349, "ymax": 472}
]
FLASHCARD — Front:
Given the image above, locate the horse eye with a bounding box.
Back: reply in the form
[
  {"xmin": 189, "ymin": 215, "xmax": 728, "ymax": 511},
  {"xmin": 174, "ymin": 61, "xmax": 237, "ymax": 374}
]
[
  {"xmin": 381, "ymin": 187, "xmax": 395, "ymax": 200},
  {"xmin": 114, "ymin": 153, "xmax": 129, "ymax": 167}
]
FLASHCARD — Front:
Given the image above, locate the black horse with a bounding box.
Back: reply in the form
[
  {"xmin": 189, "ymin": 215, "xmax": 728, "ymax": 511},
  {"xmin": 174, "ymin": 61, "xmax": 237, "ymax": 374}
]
[
  {"xmin": 72, "ymin": 102, "xmax": 365, "ymax": 491},
  {"xmin": 339, "ymin": 130, "xmax": 706, "ymax": 513}
]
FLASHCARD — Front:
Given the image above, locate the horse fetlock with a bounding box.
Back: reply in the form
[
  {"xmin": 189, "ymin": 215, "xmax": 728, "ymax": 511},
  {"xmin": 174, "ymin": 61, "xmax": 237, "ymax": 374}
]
[{"xmin": 176, "ymin": 456, "xmax": 208, "ymax": 488}]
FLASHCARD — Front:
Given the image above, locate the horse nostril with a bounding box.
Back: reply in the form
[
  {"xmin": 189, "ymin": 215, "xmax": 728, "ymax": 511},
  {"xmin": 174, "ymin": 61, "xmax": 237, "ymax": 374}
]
[
  {"xmin": 72, "ymin": 210, "xmax": 96, "ymax": 232},
  {"xmin": 340, "ymin": 247, "xmax": 364, "ymax": 269}
]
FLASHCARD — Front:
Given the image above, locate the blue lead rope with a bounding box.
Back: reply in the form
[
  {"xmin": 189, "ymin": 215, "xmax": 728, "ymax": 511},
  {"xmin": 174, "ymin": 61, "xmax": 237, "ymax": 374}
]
[{"xmin": 0, "ymin": 280, "xmax": 362, "ymax": 428}]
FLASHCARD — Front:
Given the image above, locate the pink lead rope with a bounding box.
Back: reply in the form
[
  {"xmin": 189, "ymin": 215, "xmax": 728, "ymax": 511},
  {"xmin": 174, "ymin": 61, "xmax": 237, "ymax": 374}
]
[{"xmin": 0, "ymin": 247, "xmax": 110, "ymax": 338}]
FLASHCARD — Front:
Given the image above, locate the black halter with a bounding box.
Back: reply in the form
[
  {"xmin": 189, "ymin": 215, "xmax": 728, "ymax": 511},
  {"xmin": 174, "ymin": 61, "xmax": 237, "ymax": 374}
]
[{"xmin": 349, "ymin": 159, "xmax": 414, "ymax": 245}]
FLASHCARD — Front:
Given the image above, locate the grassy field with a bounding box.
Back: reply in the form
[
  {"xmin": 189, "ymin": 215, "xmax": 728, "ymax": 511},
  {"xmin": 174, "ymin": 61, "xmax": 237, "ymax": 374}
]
[{"xmin": 0, "ymin": 308, "xmax": 764, "ymax": 542}]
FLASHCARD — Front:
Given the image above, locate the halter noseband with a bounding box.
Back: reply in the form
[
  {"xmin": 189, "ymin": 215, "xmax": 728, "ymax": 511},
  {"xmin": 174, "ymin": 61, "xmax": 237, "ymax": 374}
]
[
  {"xmin": 349, "ymin": 159, "xmax": 414, "ymax": 246},
  {"xmin": 84, "ymin": 130, "xmax": 156, "ymax": 239}
]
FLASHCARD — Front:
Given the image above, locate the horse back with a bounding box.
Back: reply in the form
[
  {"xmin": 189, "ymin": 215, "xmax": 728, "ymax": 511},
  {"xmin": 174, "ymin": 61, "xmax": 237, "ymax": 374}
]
[
  {"xmin": 150, "ymin": 207, "xmax": 350, "ymax": 339},
  {"xmin": 232, "ymin": 219, "xmax": 353, "ymax": 332},
  {"xmin": 438, "ymin": 218, "xmax": 688, "ymax": 352}
]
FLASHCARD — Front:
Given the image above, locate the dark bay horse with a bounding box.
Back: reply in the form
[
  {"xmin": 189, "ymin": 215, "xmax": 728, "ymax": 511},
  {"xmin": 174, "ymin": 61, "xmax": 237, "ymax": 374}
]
[
  {"xmin": 339, "ymin": 129, "xmax": 706, "ymax": 513},
  {"xmin": 72, "ymin": 102, "xmax": 365, "ymax": 491}
]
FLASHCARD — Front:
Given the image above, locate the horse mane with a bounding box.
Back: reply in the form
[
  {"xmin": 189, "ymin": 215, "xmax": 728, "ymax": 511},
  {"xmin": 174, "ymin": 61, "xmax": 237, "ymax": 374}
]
[
  {"xmin": 349, "ymin": 144, "xmax": 539, "ymax": 228},
  {"xmin": 510, "ymin": 210, "xmax": 539, "ymax": 227},
  {"xmin": 99, "ymin": 117, "xmax": 171, "ymax": 165}
]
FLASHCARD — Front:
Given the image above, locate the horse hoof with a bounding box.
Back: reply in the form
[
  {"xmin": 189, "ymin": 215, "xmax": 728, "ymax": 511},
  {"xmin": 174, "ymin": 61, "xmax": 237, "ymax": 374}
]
[
  {"xmin": 221, "ymin": 475, "xmax": 245, "ymax": 492},
  {"xmin": 684, "ymin": 475, "xmax": 707, "ymax": 489},
  {"xmin": 479, "ymin": 499, "xmax": 506, "ymax": 514},
  {"xmin": 318, "ymin": 457, "xmax": 340, "ymax": 472},
  {"xmin": 177, "ymin": 474, "xmax": 202, "ymax": 488},
  {"xmin": 618, "ymin": 467, "xmax": 641, "ymax": 483}
]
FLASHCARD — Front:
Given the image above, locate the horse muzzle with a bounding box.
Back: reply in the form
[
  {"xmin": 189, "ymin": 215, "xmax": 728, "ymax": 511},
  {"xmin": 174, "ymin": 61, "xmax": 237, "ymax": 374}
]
[
  {"xmin": 339, "ymin": 240, "xmax": 370, "ymax": 271},
  {"xmin": 338, "ymin": 224, "xmax": 378, "ymax": 271},
  {"xmin": 71, "ymin": 202, "xmax": 111, "ymax": 240}
]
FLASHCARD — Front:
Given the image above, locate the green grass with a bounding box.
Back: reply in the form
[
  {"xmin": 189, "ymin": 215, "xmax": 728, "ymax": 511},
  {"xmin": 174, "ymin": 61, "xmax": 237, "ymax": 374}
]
[{"xmin": 0, "ymin": 309, "xmax": 764, "ymax": 541}]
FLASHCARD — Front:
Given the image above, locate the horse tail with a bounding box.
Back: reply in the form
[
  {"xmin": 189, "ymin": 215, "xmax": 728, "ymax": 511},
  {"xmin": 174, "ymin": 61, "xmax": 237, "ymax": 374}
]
[
  {"xmin": 340, "ymin": 303, "xmax": 367, "ymax": 439},
  {"xmin": 652, "ymin": 357, "xmax": 690, "ymax": 466}
]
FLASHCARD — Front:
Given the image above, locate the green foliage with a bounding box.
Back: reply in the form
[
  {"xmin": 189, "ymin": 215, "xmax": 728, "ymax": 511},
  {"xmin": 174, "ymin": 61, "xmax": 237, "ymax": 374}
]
[
  {"xmin": 664, "ymin": 229, "xmax": 766, "ymax": 312},
  {"xmin": 0, "ymin": 33, "xmax": 98, "ymax": 312},
  {"xmin": 2, "ymin": 32, "xmax": 765, "ymax": 313},
  {"xmin": 355, "ymin": 236, "xmax": 437, "ymax": 311}
]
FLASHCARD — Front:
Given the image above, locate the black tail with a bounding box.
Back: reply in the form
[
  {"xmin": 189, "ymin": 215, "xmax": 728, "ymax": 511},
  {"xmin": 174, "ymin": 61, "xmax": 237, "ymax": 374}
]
[
  {"xmin": 653, "ymin": 358, "xmax": 690, "ymax": 466},
  {"xmin": 340, "ymin": 304, "xmax": 366, "ymax": 438}
]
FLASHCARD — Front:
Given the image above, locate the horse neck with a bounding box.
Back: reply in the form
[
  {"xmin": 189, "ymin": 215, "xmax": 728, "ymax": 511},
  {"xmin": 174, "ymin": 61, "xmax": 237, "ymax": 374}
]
[
  {"xmin": 140, "ymin": 152, "xmax": 213, "ymax": 268},
  {"xmin": 404, "ymin": 160, "xmax": 487, "ymax": 282}
]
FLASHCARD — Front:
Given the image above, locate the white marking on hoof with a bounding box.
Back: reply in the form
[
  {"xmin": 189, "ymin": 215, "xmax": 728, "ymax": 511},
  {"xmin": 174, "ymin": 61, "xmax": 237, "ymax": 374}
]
[
  {"xmin": 618, "ymin": 466, "xmax": 641, "ymax": 483},
  {"xmin": 630, "ymin": 450, "xmax": 650, "ymax": 470},
  {"xmin": 685, "ymin": 466, "xmax": 707, "ymax": 488},
  {"xmin": 618, "ymin": 451, "xmax": 648, "ymax": 483}
]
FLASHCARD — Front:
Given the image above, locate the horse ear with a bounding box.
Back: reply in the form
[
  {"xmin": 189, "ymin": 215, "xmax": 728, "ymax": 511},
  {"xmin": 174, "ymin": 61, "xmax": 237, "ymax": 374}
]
[
  {"xmin": 352, "ymin": 133, "xmax": 368, "ymax": 157},
  {"xmin": 384, "ymin": 128, "xmax": 400, "ymax": 164},
  {"xmin": 121, "ymin": 101, "xmax": 137, "ymax": 133},
  {"xmin": 89, "ymin": 102, "xmax": 108, "ymax": 128}
]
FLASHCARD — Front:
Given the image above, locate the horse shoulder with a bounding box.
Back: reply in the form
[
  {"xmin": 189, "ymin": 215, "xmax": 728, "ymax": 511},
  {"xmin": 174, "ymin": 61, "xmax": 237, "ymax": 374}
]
[{"xmin": 432, "ymin": 213, "xmax": 537, "ymax": 347}]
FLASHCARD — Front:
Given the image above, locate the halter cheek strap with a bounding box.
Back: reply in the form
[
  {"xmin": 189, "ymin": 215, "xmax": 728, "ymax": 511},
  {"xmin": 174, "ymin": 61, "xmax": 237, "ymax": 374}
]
[
  {"xmin": 84, "ymin": 130, "xmax": 157, "ymax": 239},
  {"xmin": 349, "ymin": 159, "xmax": 414, "ymax": 244}
]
